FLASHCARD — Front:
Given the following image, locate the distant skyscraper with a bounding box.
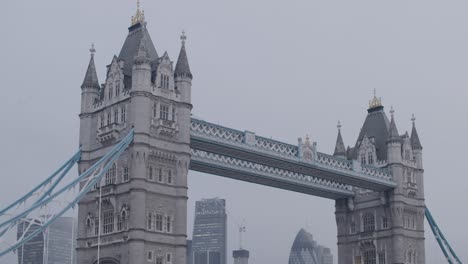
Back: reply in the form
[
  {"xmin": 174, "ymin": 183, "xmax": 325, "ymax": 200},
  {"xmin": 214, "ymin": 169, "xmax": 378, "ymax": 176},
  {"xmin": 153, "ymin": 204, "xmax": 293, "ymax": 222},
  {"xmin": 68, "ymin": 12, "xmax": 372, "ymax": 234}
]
[
  {"xmin": 288, "ymin": 229, "xmax": 333, "ymax": 264},
  {"xmin": 187, "ymin": 240, "xmax": 193, "ymax": 264},
  {"xmin": 17, "ymin": 216, "xmax": 75, "ymax": 264},
  {"xmin": 233, "ymin": 249, "xmax": 249, "ymax": 264},
  {"xmin": 191, "ymin": 198, "xmax": 227, "ymax": 264}
]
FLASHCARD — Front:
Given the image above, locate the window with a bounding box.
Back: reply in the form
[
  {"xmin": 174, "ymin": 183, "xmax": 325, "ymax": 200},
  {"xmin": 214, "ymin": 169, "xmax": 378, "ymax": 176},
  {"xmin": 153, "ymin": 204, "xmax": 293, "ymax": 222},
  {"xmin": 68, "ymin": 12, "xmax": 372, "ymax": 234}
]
[
  {"xmin": 382, "ymin": 217, "xmax": 388, "ymax": 229},
  {"xmin": 114, "ymin": 109, "xmax": 119, "ymax": 123},
  {"xmin": 160, "ymin": 104, "xmax": 169, "ymax": 120},
  {"xmin": 153, "ymin": 102, "xmax": 157, "ymax": 118},
  {"xmin": 363, "ymin": 249, "xmax": 376, "ymax": 264},
  {"xmin": 172, "ymin": 107, "xmax": 175, "ymax": 121},
  {"xmin": 363, "ymin": 213, "xmax": 375, "ymax": 232},
  {"xmin": 158, "ymin": 168, "xmax": 163, "ymax": 182},
  {"xmin": 361, "ymin": 154, "xmax": 366, "ymax": 164},
  {"xmin": 117, "ymin": 210, "xmax": 128, "ymax": 231},
  {"xmin": 167, "ymin": 170, "xmax": 172, "ymax": 184},
  {"xmin": 94, "ymin": 217, "xmax": 100, "ymax": 235},
  {"xmin": 108, "ymin": 87, "xmax": 113, "ymax": 100},
  {"xmin": 160, "ymin": 74, "xmax": 169, "ymax": 89},
  {"xmin": 165, "ymin": 215, "xmax": 172, "ymax": 233},
  {"xmin": 166, "ymin": 253, "xmax": 172, "ymax": 264},
  {"xmin": 102, "ymin": 209, "xmax": 114, "ymax": 234},
  {"xmin": 105, "ymin": 164, "xmax": 116, "ymax": 185},
  {"xmin": 116, "ymin": 82, "xmax": 120, "ymax": 97},
  {"xmin": 123, "ymin": 166, "xmax": 129, "ymax": 182},
  {"xmin": 121, "ymin": 106, "xmax": 126, "ymax": 122},
  {"xmin": 106, "ymin": 112, "xmax": 111, "ymax": 126},
  {"xmin": 378, "ymin": 251, "xmax": 386, "ymax": 264},
  {"xmin": 156, "ymin": 256, "xmax": 164, "ymax": 264},
  {"xmin": 147, "ymin": 251, "xmax": 154, "ymax": 262},
  {"xmin": 350, "ymin": 221, "xmax": 356, "ymax": 234},
  {"xmin": 147, "ymin": 212, "xmax": 153, "ymax": 230},
  {"xmin": 100, "ymin": 114, "xmax": 104, "ymax": 128},
  {"xmin": 148, "ymin": 166, "xmax": 154, "ymax": 181},
  {"xmin": 405, "ymin": 149, "xmax": 411, "ymax": 160},
  {"xmin": 156, "ymin": 213, "xmax": 163, "ymax": 231},
  {"xmin": 368, "ymin": 152, "xmax": 374, "ymax": 165}
]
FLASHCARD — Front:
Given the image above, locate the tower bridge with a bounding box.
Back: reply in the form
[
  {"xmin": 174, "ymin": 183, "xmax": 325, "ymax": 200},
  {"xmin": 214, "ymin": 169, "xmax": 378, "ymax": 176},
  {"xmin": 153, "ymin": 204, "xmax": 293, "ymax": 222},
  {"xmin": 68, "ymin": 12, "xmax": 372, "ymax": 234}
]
[{"xmin": 0, "ymin": 3, "xmax": 462, "ymax": 264}]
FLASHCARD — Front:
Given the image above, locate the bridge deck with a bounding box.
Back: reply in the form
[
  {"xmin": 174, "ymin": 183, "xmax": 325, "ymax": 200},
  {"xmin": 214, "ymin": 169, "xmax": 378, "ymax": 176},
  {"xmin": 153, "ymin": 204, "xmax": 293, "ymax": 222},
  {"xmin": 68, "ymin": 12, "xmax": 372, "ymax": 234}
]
[{"xmin": 189, "ymin": 118, "xmax": 397, "ymax": 194}]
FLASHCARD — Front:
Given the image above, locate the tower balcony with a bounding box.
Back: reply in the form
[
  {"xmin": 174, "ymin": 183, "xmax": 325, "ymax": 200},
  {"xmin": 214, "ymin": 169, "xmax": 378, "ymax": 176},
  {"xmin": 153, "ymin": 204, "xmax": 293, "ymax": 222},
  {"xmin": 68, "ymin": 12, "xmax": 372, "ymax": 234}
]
[
  {"xmin": 97, "ymin": 123, "xmax": 124, "ymax": 143},
  {"xmin": 151, "ymin": 118, "xmax": 179, "ymax": 137}
]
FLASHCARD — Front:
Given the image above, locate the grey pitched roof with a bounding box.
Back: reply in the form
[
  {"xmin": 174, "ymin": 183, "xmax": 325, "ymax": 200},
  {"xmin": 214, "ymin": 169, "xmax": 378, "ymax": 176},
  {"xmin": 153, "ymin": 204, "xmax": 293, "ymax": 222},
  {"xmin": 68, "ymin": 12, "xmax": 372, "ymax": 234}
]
[
  {"xmin": 174, "ymin": 43, "xmax": 192, "ymax": 79},
  {"xmin": 352, "ymin": 106, "xmax": 390, "ymax": 161},
  {"xmin": 333, "ymin": 129, "xmax": 347, "ymax": 157},
  {"xmin": 411, "ymin": 123, "xmax": 423, "ymax": 150},
  {"xmin": 118, "ymin": 22, "xmax": 159, "ymax": 77},
  {"xmin": 81, "ymin": 55, "xmax": 100, "ymax": 89}
]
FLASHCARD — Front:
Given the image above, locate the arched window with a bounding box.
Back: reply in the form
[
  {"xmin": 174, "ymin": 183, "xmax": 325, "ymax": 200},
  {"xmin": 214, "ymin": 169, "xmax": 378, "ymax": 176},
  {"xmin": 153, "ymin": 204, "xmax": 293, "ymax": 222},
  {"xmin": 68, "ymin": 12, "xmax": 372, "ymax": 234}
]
[
  {"xmin": 363, "ymin": 213, "xmax": 375, "ymax": 232},
  {"xmin": 118, "ymin": 208, "xmax": 128, "ymax": 231}
]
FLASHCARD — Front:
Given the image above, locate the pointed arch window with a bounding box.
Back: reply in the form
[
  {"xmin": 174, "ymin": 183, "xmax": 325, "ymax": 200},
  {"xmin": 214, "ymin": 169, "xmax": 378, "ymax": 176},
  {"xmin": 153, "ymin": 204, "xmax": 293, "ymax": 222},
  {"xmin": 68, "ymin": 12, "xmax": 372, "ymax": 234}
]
[
  {"xmin": 115, "ymin": 82, "xmax": 120, "ymax": 97},
  {"xmin": 121, "ymin": 106, "xmax": 126, "ymax": 122},
  {"xmin": 367, "ymin": 152, "xmax": 374, "ymax": 165},
  {"xmin": 158, "ymin": 168, "xmax": 163, "ymax": 182},
  {"xmin": 148, "ymin": 166, "xmax": 154, "ymax": 181},
  {"xmin": 107, "ymin": 112, "xmax": 111, "ymax": 126},
  {"xmin": 167, "ymin": 170, "xmax": 173, "ymax": 184},
  {"xmin": 108, "ymin": 87, "xmax": 113, "ymax": 100},
  {"xmin": 117, "ymin": 208, "xmax": 128, "ymax": 231}
]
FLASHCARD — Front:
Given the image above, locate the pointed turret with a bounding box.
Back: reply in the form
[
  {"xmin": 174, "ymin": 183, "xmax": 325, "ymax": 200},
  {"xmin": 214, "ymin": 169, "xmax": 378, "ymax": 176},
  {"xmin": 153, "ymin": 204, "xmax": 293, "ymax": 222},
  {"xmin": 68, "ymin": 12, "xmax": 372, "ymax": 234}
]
[
  {"xmin": 80, "ymin": 44, "xmax": 101, "ymax": 114},
  {"xmin": 387, "ymin": 107, "xmax": 400, "ymax": 143},
  {"xmin": 410, "ymin": 114, "xmax": 423, "ymax": 150},
  {"xmin": 81, "ymin": 44, "xmax": 100, "ymax": 89},
  {"xmin": 386, "ymin": 107, "xmax": 402, "ymax": 164},
  {"xmin": 174, "ymin": 31, "xmax": 192, "ymax": 79},
  {"xmin": 334, "ymin": 121, "xmax": 347, "ymax": 158},
  {"xmin": 175, "ymin": 31, "xmax": 193, "ymax": 104}
]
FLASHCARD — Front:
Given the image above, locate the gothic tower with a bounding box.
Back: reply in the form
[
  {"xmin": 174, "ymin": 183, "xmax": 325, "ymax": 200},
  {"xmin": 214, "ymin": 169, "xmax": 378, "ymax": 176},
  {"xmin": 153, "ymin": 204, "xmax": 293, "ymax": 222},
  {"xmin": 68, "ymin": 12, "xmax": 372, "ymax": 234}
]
[
  {"xmin": 334, "ymin": 95, "xmax": 425, "ymax": 264},
  {"xmin": 77, "ymin": 6, "xmax": 192, "ymax": 264}
]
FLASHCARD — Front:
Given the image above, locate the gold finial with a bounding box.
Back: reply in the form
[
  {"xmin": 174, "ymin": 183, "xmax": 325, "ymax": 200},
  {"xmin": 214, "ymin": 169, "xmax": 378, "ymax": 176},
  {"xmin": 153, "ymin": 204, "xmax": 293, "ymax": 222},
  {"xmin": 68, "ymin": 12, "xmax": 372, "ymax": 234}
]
[
  {"xmin": 368, "ymin": 88, "xmax": 383, "ymax": 109},
  {"xmin": 90, "ymin": 43, "xmax": 96, "ymax": 57},
  {"xmin": 181, "ymin": 30, "xmax": 187, "ymax": 45},
  {"xmin": 411, "ymin": 114, "xmax": 416, "ymax": 125},
  {"xmin": 337, "ymin": 121, "xmax": 342, "ymax": 131},
  {"xmin": 131, "ymin": 0, "xmax": 145, "ymax": 26}
]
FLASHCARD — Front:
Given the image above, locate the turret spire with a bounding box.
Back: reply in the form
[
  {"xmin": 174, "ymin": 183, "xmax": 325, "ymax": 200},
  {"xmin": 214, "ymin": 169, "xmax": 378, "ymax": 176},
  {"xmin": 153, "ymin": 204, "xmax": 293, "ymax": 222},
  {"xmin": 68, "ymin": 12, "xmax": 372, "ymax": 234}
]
[
  {"xmin": 387, "ymin": 106, "xmax": 400, "ymax": 142},
  {"xmin": 334, "ymin": 121, "xmax": 347, "ymax": 157},
  {"xmin": 81, "ymin": 43, "xmax": 100, "ymax": 89},
  {"xmin": 175, "ymin": 30, "xmax": 192, "ymax": 79},
  {"xmin": 410, "ymin": 114, "xmax": 423, "ymax": 150}
]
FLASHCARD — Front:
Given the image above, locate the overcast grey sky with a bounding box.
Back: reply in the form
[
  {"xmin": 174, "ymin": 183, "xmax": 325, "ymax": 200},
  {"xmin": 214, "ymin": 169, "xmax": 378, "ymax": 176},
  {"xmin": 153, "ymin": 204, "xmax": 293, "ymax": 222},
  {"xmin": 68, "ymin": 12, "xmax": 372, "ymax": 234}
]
[{"xmin": 1, "ymin": 0, "xmax": 467, "ymax": 263}]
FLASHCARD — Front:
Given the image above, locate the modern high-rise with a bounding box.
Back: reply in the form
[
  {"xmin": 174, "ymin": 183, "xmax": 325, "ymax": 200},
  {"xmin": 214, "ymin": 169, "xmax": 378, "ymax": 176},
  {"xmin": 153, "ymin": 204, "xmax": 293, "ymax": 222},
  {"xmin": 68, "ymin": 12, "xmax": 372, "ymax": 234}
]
[
  {"xmin": 191, "ymin": 198, "xmax": 227, "ymax": 264},
  {"xmin": 17, "ymin": 216, "xmax": 75, "ymax": 264},
  {"xmin": 288, "ymin": 229, "xmax": 333, "ymax": 264}
]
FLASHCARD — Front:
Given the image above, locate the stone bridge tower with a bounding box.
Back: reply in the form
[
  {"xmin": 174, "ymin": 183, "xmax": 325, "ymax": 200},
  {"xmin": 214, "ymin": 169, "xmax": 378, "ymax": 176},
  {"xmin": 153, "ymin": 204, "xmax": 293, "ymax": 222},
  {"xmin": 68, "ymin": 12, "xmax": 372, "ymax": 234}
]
[
  {"xmin": 77, "ymin": 6, "xmax": 192, "ymax": 264},
  {"xmin": 334, "ymin": 95, "xmax": 425, "ymax": 264}
]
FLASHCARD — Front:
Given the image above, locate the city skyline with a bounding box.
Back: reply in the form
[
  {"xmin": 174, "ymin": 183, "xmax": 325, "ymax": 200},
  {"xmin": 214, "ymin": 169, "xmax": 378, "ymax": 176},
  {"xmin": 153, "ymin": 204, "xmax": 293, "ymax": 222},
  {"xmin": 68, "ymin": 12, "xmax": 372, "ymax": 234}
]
[{"xmin": 1, "ymin": 1, "xmax": 467, "ymax": 263}]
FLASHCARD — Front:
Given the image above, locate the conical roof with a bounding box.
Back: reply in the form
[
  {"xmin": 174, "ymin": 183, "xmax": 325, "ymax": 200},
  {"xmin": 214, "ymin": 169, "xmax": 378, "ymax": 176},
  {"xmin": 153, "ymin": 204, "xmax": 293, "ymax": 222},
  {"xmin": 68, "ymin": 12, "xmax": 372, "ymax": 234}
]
[
  {"xmin": 411, "ymin": 120, "xmax": 423, "ymax": 150},
  {"xmin": 175, "ymin": 42, "xmax": 192, "ymax": 79},
  {"xmin": 334, "ymin": 129, "xmax": 346, "ymax": 157},
  {"xmin": 118, "ymin": 22, "xmax": 159, "ymax": 76},
  {"xmin": 387, "ymin": 113, "xmax": 401, "ymax": 143},
  {"xmin": 81, "ymin": 53, "xmax": 100, "ymax": 89}
]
